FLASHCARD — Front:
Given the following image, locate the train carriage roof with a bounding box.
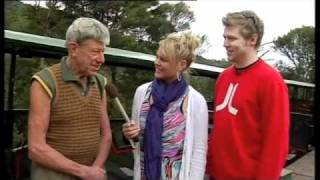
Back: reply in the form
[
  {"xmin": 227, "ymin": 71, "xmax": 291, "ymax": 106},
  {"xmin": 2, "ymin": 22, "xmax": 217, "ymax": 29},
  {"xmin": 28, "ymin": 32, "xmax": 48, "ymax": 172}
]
[
  {"xmin": 4, "ymin": 30, "xmax": 315, "ymax": 87},
  {"xmin": 4, "ymin": 30, "xmax": 223, "ymax": 78}
]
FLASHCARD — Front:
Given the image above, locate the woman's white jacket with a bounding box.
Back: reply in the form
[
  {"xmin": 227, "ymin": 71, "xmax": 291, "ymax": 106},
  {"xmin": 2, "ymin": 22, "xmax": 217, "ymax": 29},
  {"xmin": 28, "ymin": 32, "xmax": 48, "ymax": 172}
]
[{"xmin": 131, "ymin": 82, "xmax": 208, "ymax": 180}]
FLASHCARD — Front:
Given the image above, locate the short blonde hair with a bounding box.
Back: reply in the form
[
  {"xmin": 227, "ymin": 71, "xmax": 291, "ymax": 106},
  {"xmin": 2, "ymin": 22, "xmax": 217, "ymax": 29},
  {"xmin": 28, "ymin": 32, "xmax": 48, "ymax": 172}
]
[
  {"xmin": 159, "ymin": 32, "xmax": 200, "ymax": 70},
  {"xmin": 222, "ymin": 10, "xmax": 264, "ymax": 48}
]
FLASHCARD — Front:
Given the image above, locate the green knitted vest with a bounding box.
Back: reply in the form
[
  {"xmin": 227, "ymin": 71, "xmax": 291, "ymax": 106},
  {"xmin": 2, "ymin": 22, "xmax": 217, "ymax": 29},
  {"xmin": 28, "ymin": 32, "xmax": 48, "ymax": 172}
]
[{"xmin": 46, "ymin": 64, "xmax": 101, "ymax": 165}]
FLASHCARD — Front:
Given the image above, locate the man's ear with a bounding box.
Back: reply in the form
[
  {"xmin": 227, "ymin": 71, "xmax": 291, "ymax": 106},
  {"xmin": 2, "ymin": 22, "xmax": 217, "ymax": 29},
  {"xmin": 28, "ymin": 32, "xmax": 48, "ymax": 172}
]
[
  {"xmin": 68, "ymin": 42, "xmax": 78, "ymax": 57},
  {"xmin": 249, "ymin": 34, "xmax": 258, "ymax": 47}
]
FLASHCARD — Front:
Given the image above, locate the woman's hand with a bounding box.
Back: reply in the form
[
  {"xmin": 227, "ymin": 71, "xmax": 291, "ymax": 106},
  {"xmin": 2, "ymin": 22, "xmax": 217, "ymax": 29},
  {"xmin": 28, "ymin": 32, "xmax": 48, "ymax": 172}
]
[{"xmin": 122, "ymin": 121, "xmax": 140, "ymax": 139}]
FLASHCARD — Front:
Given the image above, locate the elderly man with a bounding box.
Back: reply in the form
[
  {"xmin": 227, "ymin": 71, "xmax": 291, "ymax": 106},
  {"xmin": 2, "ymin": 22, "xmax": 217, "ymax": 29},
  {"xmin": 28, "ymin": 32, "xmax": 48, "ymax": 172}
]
[{"xmin": 28, "ymin": 17, "xmax": 112, "ymax": 180}]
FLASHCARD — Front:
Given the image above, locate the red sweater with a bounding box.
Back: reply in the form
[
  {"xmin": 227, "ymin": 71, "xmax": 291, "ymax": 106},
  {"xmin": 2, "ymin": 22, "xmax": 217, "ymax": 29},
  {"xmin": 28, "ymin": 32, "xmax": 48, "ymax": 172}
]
[{"xmin": 208, "ymin": 59, "xmax": 289, "ymax": 180}]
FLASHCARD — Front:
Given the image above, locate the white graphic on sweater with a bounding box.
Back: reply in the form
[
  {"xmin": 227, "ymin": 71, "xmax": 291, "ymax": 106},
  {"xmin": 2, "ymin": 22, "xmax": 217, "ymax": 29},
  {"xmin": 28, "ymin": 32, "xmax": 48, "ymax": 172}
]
[{"xmin": 215, "ymin": 83, "xmax": 239, "ymax": 115}]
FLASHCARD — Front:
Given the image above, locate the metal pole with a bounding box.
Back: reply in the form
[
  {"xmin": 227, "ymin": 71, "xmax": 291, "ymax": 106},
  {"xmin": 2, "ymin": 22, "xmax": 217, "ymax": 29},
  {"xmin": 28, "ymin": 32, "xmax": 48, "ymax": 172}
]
[
  {"xmin": 6, "ymin": 52, "xmax": 16, "ymax": 148},
  {"xmin": 1, "ymin": 29, "xmax": 9, "ymax": 180}
]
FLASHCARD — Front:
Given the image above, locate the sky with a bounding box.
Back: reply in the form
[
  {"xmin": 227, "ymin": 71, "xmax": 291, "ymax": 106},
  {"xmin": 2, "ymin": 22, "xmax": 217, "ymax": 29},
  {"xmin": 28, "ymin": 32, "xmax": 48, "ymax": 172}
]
[
  {"xmin": 184, "ymin": 0, "xmax": 315, "ymax": 63},
  {"xmin": 21, "ymin": 0, "xmax": 315, "ymax": 64}
]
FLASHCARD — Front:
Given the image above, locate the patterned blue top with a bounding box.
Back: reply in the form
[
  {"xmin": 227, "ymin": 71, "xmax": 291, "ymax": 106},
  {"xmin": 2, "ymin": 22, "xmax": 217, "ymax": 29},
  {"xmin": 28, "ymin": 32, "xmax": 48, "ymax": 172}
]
[{"xmin": 139, "ymin": 84, "xmax": 189, "ymax": 180}]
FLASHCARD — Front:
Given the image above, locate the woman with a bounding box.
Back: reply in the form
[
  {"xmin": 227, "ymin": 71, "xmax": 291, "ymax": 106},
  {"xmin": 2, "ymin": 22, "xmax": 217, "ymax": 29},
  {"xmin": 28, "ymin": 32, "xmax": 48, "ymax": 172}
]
[{"xmin": 122, "ymin": 32, "xmax": 208, "ymax": 180}]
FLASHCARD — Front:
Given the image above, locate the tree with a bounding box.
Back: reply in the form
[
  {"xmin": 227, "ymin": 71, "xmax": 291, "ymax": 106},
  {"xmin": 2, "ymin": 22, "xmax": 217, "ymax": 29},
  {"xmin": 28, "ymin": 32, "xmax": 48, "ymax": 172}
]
[
  {"xmin": 273, "ymin": 26, "xmax": 315, "ymax": 82},
  {"xmin": 61, "ymin": 1, "xmax": 195, "ymax": 53},
  {"xmin": 5, "ymin": 0, "xmax": 72, "ymax": 38}
]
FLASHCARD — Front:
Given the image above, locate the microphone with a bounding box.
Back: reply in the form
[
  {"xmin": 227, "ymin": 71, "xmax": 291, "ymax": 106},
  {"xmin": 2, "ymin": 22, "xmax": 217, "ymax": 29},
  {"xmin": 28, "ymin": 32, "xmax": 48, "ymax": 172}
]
[{"xmin": 106, "ymin": 83, "xmax": 136, "ymax": 149}]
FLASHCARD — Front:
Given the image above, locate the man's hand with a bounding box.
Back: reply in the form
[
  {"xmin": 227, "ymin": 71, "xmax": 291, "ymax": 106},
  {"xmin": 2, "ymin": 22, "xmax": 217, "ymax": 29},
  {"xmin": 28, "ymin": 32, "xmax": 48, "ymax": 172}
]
[{"xmin": 80, "ymin": 165, "xmax": 106, "ymax": 180}]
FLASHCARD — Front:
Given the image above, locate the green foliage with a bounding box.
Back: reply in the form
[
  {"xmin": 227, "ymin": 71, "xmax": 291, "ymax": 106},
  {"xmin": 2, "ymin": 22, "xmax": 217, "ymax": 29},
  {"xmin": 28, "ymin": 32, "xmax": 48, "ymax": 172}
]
[
  {"xmin": 5, "ymin": 0, "xmax": 72, "ymax": 38},
  {"xmin": 190, "ymin": 76, "xmax": 215, "ymax": 101},
  {"xmin": 197, "ymin": 56, "xmax": 231, "ymax": 68},
  {"xmin": 5, "ymin": 1, "xmax": 30, "ymax": 32},
  {"xmin": 12, "ymin": 111, "xmax": 29, "ymax": 147},
  {"xmin": 59, "ymin": 1, "xmax": 195, "ymax": 53},
  {"xmin": 273, "ymin": 26, "xmax": 315, "ymax": 82},
  {"xmin": 103, "ymin": 66, "xmax": 154, "ymax": 118}
]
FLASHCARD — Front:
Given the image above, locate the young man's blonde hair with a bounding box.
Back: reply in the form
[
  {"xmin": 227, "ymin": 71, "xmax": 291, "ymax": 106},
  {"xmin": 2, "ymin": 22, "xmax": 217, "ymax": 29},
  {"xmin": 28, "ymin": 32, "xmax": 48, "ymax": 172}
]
[{"xmin": 222, "ymin": 10, "xmax": 264, "ymax": 48}]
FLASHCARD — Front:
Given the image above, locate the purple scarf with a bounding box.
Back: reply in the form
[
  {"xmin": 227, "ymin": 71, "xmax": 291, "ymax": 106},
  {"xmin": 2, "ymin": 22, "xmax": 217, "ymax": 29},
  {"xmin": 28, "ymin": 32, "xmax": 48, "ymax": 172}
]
[{"xmin": 143, "ymin": 77, "xmax": 187, "ymax": 180}]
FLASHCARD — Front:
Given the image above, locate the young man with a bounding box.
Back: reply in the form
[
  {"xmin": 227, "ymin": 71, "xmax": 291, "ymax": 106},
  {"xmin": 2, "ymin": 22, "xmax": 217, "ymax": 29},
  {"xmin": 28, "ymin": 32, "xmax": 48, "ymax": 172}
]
[
  {"xmin": 208, "ymin": 10, "xmax": 290, "ymax": 180},
  {"xmin": 28, "ymin": 17, "xmax": 112, "ymax": 180}
]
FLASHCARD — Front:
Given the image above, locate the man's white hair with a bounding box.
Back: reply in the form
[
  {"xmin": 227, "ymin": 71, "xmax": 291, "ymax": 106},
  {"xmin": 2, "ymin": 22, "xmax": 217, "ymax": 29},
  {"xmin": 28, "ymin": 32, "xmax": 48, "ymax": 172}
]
[{"xmin": 65, "ymin": 17, "xmax": 110, "ymax": 46}]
